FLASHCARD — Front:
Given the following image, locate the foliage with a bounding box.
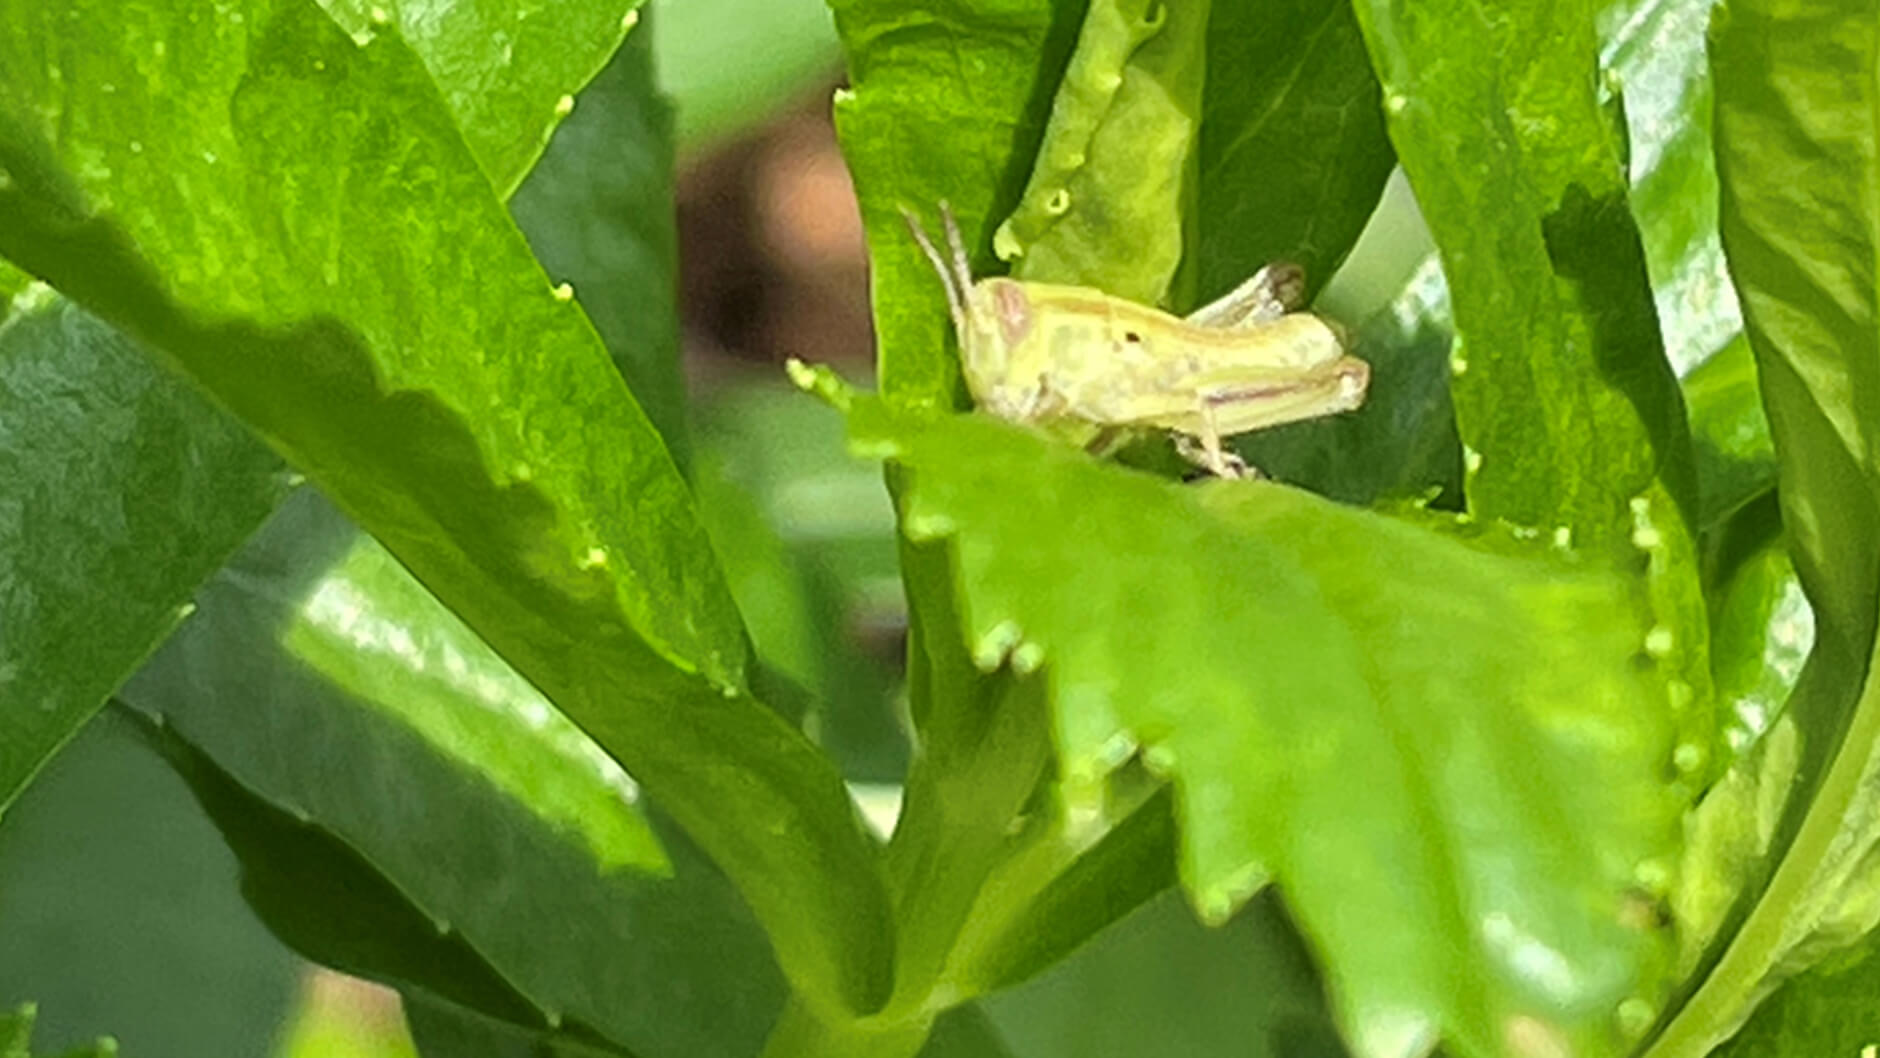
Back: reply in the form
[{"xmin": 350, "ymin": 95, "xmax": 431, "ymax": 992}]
[{"xmin": 2, "ymin": 0, "xmax": 1879, "ymax": 1057}]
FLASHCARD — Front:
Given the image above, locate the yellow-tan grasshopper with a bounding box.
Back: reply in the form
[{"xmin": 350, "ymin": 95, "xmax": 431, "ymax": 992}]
[{"xmin": 902, "ymin": 203, "xmax": 1370, "ymax": 477}]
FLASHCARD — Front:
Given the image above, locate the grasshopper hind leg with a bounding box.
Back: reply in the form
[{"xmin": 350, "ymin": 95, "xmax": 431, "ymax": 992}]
[{"xmin": 1185, "ymin": 262, "xmax": 1307, "ymax": 331}]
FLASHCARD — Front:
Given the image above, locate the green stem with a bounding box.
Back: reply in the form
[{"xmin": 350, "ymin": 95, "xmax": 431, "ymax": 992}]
[{"xmin": 758, "ymin": 997, "xmax": 934, "ymax": 1058}]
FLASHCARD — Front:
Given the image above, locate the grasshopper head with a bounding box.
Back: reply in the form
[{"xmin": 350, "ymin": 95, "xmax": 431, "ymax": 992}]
[
  {"xmin": 957, "ymin": 277, "xmax": 1046, "ymax": 417},
  {"xmin": 902, "ymin": 203, "xmax": 1047, "ymax": 418}
]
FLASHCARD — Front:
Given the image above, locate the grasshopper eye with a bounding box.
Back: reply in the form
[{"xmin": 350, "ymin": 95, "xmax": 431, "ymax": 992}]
[
  {"xmin": 1125, "ymin": 331, "xmax": 1142, "ymax": 344},
  {"xmin": 991, "ymin": 281, "xmax": 1034, "ymax": 348}
]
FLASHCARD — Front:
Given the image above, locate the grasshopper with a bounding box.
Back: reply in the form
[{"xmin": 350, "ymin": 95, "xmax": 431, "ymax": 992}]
[{"xmin": 902, "ymin": 203, "xmax": 1370, "ymax": 477}]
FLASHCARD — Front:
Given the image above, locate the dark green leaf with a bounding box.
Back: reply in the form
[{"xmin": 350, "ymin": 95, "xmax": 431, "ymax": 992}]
[
  {"xmin": 827, "ymin": 382, "xmax": 1682, "ymax": 1058},
  {"xmin": 0, "ymin": 1006, "xmax": 114, "ymax": 1058},
  {"xmin": 124, "ymin": 492, "xmax": 786, "ymax": 1058},
  {"xmin": 1709, "ymin": 941, "xmax": 1880, "ymax": 1058},
  {"xmin": 915, "ymin": 1005, "xmax": 1019, "ymax": 1058},
  {"xmin": 1683, "ymin": 335, "xmax": 1776, "ymax": 528},
  {"xmin": 121, "ymin": 705, "xmax": 554, "ymax": 1035},
  {"xmin": 402, "ymin": 992, "xmax": 638, "ymax": 1058},
  {"xmin": 1351, "ymin": 0, "xmax": 1715, "ymax": 772},
  {"xmin": 0, "ymin": 710, "xmax": 300, "ymax": 1057},
  {"xmin": 981, "ymin": 892, "xmax": 1345, "ymax": 1058},
  {"xmin": 945, "ymin": 786, "xmax": 1175, "ymax": 997},
  {"xmin": 510, "ymin": 22, "xmax": 690, "ymax": 462},
  {"xmin": 0, "ymin": 296, "xmax": 287, "ymax": 814},
  {"xmin": 691, "ymin": 380, "xmax": 906, "ymax": 781},
  {"xmin": 318, "ymin": 0, "xmax": 640, "ymax": 198},
  {"xmin": 1189, "ymin": 0, "xmax": 1394, "ymax": 309},
  {"xmin": 0, "ymin": 0, "xmax": 891, "ymax": 1013}
]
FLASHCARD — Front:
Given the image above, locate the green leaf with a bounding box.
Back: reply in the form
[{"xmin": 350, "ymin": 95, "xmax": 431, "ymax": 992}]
[
  {"xmin": 0, "ymin": 0, "xmax": 891, "ymax": 1014},
  {"xmin": 1709, "ymin": 941, "xmax": 1880, "ymax": 1058},
  {"xmin": 832, "ymin": 0, "xmax": 1395, "ymax": 410},
  {"xmin": 0, "ymin": 0, "xmax": 661, "ymax": 818},
  {"xmin": 123, "ymin": 705, "xmax": 554, "ymax": 1036},
  {"xmin": 124, "ymin": 492, "xmax": 787, "ymax": 1058},
  {"xmin": 1351, "ymin": 0, "xmax": 1715, "ymax": 772},
  {"xmin": 1189, "ymin": 0, "xmax": 1394, "ymax": 309},
  {"xmin": 318, "ymin": 0, "xmax": 640, "ymax": 198},
  {"xmin": 0, "ymin": 294, "xmax": 288, "ymax": 814},
  {"xmin": 830, "ymin": 0, "xmax": 1085, "ymax": 411},
  {"xmin": 1601, "ymin": 0, "xmax": 1774, "ymax": 533},
  {"xmin": 0, "ymin": 1006, "xmax": 114, "ymax": 1058},
  {"xmin": 656, "ymin": 0, "xmax": 840, "ymax": 151},
  {"xmin": 1683, "ymin": 335, "xmax": 1776, "ymax": 528},
  {"xmin": 1640, "ymin": 1, "xmax": 1880, "ymax": 1053},
  {"xmin": 1602, "ymin": 0, "xmax": 1747, "ymax": 376},
  {"xmin": 833, "ymin": 386, "xmax": 1682, "ymax": 1058},
  {"xmin": 510, "ymin": 21, "xmax": 691, "ymax": 463},
  {"xmin": 0, "ymin": 710, "xmax": 301, "ymax": 1057},
  {"xmin": 943, "ymin": 785, "xmax": 1176, "ymax": 997},
  {"xmin": 996, "ymin": 0, "xmax": 1207, "ymax": 305},
  {"xmin": 981, "ymin": 892, "xmax": 1345, "ymax": 1058},
  {"xmin": 402, "ymin": 993, "xmax": 638, "ymax": 1058},
  {"xmin": 1704, "ymin": 498, "xmax": 1812, "ymax": 759},
  {"xmin": 692, "ymin": 381, "xmax": 907, "ymax": 781}
]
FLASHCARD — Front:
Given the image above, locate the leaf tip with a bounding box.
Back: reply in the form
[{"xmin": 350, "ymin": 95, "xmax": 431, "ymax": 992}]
[
  {"xmin": 1346, "ymin": 1007, "xmax": 1439, "ymax": 1058},
  {"xmin": 784, "ymin": 358, "xmax": 855, "ymax": 410}
]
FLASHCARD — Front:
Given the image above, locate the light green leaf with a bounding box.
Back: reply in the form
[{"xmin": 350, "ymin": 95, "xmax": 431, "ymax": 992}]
[
  {"xmin": 1351, "ymin": 0, "xmax": 1715, "ymax": 773},
  {"xmin": 0, "ymin": 295, "xmax": 288, "ymax": 814},
  {"xmin": 831, "ymin": 384, "xmax": 1682, "ymax": 1058},
  {"xmin": 0, "ymin": 0, "xmax": 890, "ymax": 1015},
  {"xmin": 1640, "ymin": 0, "xmax": 1880, "ymax": 1052},
  {"xmin": 657, "ymin": 0, "xmax": 839, "ymax": 151},
  {"xmin": 0, "ymin": 0, "xmax": 659, "ymax": 817},
  {"xmin": 997, "ymin": 0, "xmax": 1206, "ymax": 305},
  {"xmin": 1601, "ymin": 0, "xmax": 1746, "ymax": 378}
]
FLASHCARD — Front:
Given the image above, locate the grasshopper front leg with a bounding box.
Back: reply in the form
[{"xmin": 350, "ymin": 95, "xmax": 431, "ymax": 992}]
[{"xmin": 1172, "ymin": 401, "xmax": 1257, "ymax": 480}]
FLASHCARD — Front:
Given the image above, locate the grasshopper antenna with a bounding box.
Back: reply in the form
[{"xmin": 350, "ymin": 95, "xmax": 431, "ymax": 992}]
[
  {"xmin": 900, "ymin": 204, "xmax": 967, "ymax": 336},
  {"xmin": 937, "ymin": 201, "xmax": 975, "ymax": 300}
]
